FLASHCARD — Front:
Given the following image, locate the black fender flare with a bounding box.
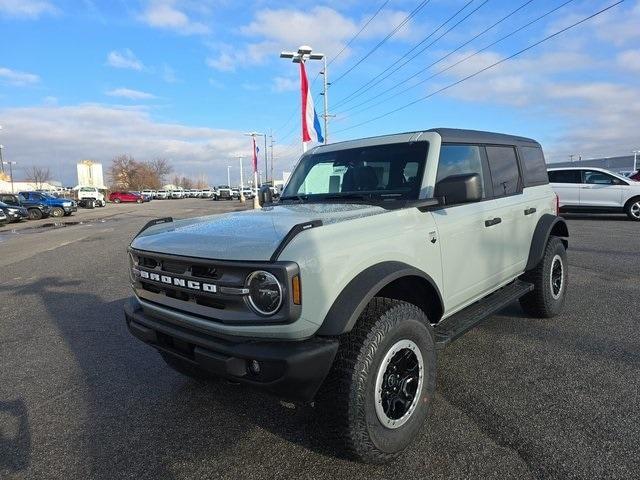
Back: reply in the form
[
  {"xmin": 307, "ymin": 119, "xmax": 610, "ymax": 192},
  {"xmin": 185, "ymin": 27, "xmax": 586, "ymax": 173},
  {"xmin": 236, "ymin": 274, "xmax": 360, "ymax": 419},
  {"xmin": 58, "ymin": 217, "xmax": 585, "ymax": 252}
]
[
  {"xmin": 525, "ymin": 214, "xmax": 569, "ymax": 271},
  {"xmin": 316, "ymin": 261, "xmax": 444, "ymax": 336}
]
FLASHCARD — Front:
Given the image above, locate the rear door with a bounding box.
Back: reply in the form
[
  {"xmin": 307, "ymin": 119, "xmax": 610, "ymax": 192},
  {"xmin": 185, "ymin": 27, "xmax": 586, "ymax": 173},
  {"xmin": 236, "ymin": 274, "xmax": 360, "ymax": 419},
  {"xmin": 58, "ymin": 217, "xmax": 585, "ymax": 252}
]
[
  {"xmin": 485, "ymin": 145, "xmax": 526, "ymax": 278},
  {"xmin": 433, "ymin": 144, "xmax": 503, "ymax": 311},
  {"xmin": 579, "ymin": 170, "xmax": 624, "ymax": 207},
  {"xmin": 548, "ymin": 170, "xmax": 581, "ymax": 206}
]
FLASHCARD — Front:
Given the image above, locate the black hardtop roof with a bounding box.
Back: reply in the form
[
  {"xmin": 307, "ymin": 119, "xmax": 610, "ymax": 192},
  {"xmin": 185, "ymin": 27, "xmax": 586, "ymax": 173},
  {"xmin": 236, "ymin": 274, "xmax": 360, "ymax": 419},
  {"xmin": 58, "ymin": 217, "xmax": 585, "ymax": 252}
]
[{"xmin": 427, "ymin": 128, "xmax": 540, "ymax": 147}]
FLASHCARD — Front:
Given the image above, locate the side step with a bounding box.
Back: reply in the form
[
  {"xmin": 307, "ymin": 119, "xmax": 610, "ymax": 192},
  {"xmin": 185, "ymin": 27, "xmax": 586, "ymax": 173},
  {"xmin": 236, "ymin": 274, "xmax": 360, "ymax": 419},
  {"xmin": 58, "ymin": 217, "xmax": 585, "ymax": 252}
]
[{"xmin": 434, "ymin": 280, "xmax": 533, "ymax": 349}]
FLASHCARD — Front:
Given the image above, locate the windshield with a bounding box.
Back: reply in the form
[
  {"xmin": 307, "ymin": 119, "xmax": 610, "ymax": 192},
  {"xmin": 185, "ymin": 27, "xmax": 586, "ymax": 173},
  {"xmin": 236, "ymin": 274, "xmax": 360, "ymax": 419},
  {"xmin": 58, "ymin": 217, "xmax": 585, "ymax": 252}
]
[{"xmin": 281, "ymin": 142, "xmax": 428, "ymax": 204}]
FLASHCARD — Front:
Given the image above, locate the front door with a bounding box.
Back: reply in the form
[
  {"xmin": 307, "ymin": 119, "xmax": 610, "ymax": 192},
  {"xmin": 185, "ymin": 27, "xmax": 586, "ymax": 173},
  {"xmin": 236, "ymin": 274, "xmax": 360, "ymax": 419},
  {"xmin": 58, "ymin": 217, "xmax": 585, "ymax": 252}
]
[{"xmin": 579, "ymin": 170, "xmax": 623, "ymax": 207}]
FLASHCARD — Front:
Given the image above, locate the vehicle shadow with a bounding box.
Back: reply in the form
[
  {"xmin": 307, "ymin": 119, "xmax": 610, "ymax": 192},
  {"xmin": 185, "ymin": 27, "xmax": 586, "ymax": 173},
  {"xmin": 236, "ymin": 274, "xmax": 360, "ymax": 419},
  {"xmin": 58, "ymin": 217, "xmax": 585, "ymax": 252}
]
[
  {"xmin": 560, "ymin": 213, "xmax": 630, "ymax": 221},
  {"xmin": 0, "ymin": 399, "xmax": 31, "ymax": 476}
]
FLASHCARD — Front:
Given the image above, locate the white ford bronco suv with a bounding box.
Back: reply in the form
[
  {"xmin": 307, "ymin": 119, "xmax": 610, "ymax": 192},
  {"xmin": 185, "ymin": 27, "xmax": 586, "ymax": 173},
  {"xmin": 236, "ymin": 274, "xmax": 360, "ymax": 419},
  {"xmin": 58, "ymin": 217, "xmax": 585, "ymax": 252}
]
[{"xmin": 125, "ymin": 128, "xmax": 569, "ymax": 463}]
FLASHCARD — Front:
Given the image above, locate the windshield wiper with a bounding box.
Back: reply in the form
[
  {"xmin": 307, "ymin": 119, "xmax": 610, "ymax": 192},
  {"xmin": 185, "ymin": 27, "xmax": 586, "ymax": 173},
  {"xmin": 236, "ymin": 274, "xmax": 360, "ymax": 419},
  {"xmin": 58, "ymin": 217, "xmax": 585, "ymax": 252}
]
[{"xmin": 279, "ymin": 194, "xmax": 309, "ymax": 202}]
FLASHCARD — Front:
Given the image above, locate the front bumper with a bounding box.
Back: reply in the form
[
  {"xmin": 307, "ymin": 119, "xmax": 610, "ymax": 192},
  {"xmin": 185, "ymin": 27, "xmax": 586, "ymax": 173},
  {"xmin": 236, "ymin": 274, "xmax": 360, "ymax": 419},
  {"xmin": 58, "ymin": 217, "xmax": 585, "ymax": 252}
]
[
  {"xmin": 63, "ymin": 205, "xmax": 77, "ymax": 213},
  {"xmin": 124, "ymin": 299, "xmax": 338, "ymax": 401}
]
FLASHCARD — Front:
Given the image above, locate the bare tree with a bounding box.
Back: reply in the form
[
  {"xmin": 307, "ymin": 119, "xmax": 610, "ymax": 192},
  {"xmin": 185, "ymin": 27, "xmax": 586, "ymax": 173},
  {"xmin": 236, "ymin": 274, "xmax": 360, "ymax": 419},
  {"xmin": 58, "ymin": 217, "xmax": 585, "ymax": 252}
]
[
  {"xmin": 108, "ymin": 154, "xmax": 139, "ymax": 190},
  {"xmin": 180, "ymin": 176, "xmax": 194, "ymax": 189},
  {"xmin": 25, "ymin": 166, "xmax": 52, "ymax": 189},
  {"xmin": 149, "ymin": 158, "xmax": 173, "ymax": 185}
]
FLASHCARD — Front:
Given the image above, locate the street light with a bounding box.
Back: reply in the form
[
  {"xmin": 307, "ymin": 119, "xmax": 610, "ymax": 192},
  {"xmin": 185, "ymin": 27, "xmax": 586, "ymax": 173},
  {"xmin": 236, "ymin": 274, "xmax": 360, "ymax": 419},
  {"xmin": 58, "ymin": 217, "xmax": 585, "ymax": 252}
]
[
  {"xmin": 227, "ymin": 165, "xmax": 232, "ymax": 188},
  {"xmin": 244, "ymin": 132, "xmax": 265, "ymax": 209},
  {"xmin": 234, "ymin": 155, "xmax": 245, "ymax": 203},
  {"xmin": 633, "ymin": 150, "xmax": 640, "ymax": 172},
  {"xmin": 244, "ymin": 131, "xmax": 268, "ymax": 186},
  {"xmin": 280, "ymin": 45, "xmax": 331, "ymax": 149}
]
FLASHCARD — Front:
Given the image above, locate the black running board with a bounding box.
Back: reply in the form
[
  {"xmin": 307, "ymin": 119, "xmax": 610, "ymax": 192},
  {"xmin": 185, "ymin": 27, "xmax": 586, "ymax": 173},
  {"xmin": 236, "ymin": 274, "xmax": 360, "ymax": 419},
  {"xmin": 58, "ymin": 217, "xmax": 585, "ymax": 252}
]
[{"xmin": 434, "ymin": 280, "xmax": 533, "ymax": 348}]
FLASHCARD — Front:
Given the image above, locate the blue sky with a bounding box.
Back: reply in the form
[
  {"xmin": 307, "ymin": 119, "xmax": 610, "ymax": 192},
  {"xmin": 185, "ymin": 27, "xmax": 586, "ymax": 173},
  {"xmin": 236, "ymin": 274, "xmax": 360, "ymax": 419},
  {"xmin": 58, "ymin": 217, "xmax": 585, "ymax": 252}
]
[{"xmin": 1, "ymin": 0, "xmax": 639, "ymax": 185}]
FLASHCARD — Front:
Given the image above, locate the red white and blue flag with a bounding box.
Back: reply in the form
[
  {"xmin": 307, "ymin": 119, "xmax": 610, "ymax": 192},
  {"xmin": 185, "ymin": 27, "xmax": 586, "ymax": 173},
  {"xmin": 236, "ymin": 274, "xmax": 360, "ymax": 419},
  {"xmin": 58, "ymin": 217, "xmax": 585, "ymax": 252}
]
[
  {"xmin": 300, "ymin": 62, "xmax": 324, "ymax": 144},
  {"xmin": 252, "ymin": 137, "xmax": 258, "ymax": 173}
]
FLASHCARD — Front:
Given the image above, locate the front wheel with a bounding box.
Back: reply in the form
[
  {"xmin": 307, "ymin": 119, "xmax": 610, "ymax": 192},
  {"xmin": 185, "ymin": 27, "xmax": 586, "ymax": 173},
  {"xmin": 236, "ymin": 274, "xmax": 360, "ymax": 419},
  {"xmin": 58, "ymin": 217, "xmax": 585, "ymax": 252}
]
[
  {"xmin": 520, "ymin": 236, "xmax": 568, "ymax": 318},
  {"xmin": 113, "ymin": 198, "xmax": 121, "ymax": 204},
  {"xmin": 51, "ymin": 207, "xmax": 64, "ymax": 218},
  {"xmin": 625, "ymin": 198, "xmax": 640, "ymax": 221},
  {"xmin": 317, "ymin": 298, "xmax": 436, "ymax": 464},
  {"xmin": 28, "ymin": 208, "xmax": 43, "ymax": 220},
  {"xmin": 136, "ymin": 198, "xmax": 143, "ymax": 204}
]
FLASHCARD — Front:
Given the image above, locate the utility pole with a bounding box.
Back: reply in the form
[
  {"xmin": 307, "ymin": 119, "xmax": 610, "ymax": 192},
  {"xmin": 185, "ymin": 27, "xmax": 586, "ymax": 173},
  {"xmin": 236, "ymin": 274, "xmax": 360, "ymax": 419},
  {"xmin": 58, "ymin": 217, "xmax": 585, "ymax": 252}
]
[
  {"xmin": 3, "ymin": 161, "xmax": 16, "ymax": 193},
  {"xmin": 319, "ymin": 57, "xmax": 334, "ymax": 144},
  {"xmin": 280, "ymin": 46, "xmax": 326, "ymax": 152},
  {"xmin": 633, "ymin": 150, "xmax": 639, "ymax": 172},
  {"xmin": 244, "ymin": 132, "xmax": 265, "ymax": 209}
]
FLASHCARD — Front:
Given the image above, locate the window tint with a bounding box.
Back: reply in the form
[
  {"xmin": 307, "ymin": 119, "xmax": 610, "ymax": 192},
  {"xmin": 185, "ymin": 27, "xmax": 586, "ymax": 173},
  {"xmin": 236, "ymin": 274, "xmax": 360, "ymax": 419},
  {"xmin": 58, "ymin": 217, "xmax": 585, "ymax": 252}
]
[
  {"xmin": 548, "ymin": 170, "xmax": 581, "ymax": 183},
  {"xmin": 436, "ymin": 145, "xmax": 485, "ymax": 198},
  {"xmin": 519, "ymin": 146, "xmax": 548, "ymax": 186},
  {"xmin": 486, "ymin": 146, "xmax": 521, "ymax": 197},
  {"xmin": 584, "ymin": 170, "xmax": 619, "ymax": 185}
]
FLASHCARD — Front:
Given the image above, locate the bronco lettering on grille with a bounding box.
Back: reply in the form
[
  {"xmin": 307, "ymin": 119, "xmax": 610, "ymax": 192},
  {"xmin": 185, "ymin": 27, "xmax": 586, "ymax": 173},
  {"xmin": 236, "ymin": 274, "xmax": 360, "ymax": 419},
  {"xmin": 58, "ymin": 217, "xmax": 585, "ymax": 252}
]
[{"xmin": 138, "ymin": 269, "xmax": 217, "ymax": 293}]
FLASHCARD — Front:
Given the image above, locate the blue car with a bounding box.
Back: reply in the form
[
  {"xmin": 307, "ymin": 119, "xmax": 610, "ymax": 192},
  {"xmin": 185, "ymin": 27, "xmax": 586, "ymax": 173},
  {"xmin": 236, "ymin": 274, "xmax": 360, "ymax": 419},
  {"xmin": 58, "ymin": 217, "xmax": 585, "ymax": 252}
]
[{"xmin": 19, "ymin": 191, "xmax": 77, "ymax": 218}]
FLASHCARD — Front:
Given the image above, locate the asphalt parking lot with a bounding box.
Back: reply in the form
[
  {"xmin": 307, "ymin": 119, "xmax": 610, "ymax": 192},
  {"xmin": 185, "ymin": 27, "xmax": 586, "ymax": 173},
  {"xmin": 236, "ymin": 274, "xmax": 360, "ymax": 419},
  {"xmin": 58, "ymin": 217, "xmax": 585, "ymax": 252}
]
[{"xmin": 1, "ymin": 200, "xmax": 638, "ymax": 480}]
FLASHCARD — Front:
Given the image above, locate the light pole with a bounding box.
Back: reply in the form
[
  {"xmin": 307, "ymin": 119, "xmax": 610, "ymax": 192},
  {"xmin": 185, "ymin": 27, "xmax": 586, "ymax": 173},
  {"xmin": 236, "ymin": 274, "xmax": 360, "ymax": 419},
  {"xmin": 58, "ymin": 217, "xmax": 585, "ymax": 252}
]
[
  {"xmin": 244, "ymin": 132, "xmax": 265, "ymax": 209},
  {"xmin": 235, "ymin": 155, "xmax": 245, "ymax": 203},
  {"xmin": 0, "ymin": 125, "xmax": 4, "ymax": 174},
  {"xmin": 280, "ymin": 45, "xmax": 329, "ymax": 151},
  {"xmin": 633, "ymin": 150, "xmax": 639, "ymax": 172},
  {"xmin": 226, "ymin": 165, "xmax": 232, "ymax": 188},
  {"xmin": 2, "ymin": 160, "xmax": 16, "ymax": 193}
]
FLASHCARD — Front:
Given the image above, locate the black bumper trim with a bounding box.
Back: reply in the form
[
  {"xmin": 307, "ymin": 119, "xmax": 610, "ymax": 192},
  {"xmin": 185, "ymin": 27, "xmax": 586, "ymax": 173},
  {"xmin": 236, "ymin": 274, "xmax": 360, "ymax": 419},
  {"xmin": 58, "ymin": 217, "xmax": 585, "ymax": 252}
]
[{"xmin": 124, "ymin": 300, "xmax": 338, "ymax": 401}]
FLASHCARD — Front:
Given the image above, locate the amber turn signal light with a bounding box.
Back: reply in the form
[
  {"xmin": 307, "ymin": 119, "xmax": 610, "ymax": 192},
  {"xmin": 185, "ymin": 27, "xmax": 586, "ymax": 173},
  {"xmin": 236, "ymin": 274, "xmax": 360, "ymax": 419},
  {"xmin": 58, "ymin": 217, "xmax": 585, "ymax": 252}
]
[{"xmin": 292, "ymin": 275, "xmax": 301, "ymax": 305}]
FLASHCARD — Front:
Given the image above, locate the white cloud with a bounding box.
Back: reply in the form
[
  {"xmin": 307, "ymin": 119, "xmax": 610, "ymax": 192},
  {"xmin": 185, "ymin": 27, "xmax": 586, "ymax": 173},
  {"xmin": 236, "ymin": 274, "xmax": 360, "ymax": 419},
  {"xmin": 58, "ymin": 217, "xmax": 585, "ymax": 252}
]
[
  {"xmin": 0, "ymin": 104, "xmax": 253, "ymax": 184},
  {"xmin": 208, "ymin": 6, "xmax": 416, "ymax": 72},
  {"xmin": 106, "ymin": 49, "xmax": 144, "ymax": 71},
  {"xmin": 106, "ymin": 88, "xmax": 156, "ymax": 100},
  {"xmin": 617, "ymin": 49, "xmax": 640, "ymax": 72},
  {"xmin": 0, "ymin": 67, "xmax": 40, "ymax": 86},
  {"xmin": 272, "ymin": 76, "xmax": 298, "ymax": 93},
  {"xmin": 0, "ymin": 0, "xmax": 57, "ymax": 18},
  {"xmin": 139, "ymin": 0, "xmax": 210, "ymax": 35}
]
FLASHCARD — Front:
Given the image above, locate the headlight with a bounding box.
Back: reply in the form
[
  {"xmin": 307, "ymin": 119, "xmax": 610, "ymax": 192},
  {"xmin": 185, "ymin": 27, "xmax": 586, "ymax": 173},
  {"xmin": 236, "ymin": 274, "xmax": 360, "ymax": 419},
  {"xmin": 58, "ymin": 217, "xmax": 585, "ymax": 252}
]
[
  {"xmin": 245, "ymin": 271, "xmax": 283, "ymax": 316},
  {"xmin": 62, "ymin": 201, "xmax": 72, "ymax": 206}
]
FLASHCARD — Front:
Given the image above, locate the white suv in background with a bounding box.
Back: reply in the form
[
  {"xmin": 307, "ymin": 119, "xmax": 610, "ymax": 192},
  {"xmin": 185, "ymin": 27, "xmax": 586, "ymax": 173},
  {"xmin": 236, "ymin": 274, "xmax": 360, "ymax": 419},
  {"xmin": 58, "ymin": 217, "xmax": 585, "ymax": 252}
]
[{"xmin": 548, "ymin": 167, "xmax": 640, "ymax": 221}]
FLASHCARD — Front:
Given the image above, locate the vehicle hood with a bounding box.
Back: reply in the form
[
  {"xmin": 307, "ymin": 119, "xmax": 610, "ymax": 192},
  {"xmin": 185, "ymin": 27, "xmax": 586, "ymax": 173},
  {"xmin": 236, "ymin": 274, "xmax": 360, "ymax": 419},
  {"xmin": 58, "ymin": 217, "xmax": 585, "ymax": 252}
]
[{"xmin": 130, "ymin": 202, "xmax": 388, "ymax": 261}]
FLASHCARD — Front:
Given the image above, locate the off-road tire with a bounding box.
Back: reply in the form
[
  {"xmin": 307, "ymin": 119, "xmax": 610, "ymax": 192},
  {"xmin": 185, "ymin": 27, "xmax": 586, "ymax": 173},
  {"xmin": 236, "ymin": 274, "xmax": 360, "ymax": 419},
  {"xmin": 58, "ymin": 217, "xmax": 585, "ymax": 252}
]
[
  {"xmin": 51, "ymin": 207, "xmax": 64, "ymax": 217},
  {"xmin": 520, "ymin": 236, "xmax": 567, "ymax": 318},
  {"xmin": 159, "ymin": 352, "xmax": 216, "ymax": 381},
  {"xmin": 317, "ymin": 298, "xmax": 436, "ymax": 464},
  {"xmin": 28, "ymin": 208, "xmax": 43, "ymax": 220},
  {"xmin": 624, "ymin": 197, "xmax": 640, "ymax": 221}
]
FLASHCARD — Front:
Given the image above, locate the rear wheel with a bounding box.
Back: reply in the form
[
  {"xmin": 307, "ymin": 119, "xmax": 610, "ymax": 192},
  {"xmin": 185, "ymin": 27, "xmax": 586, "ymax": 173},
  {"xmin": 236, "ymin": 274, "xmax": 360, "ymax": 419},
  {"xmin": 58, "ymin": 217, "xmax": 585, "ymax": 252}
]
[
  {"xmin": 520, "ymin": 236, "xmax": 567, "ymax": 318},
  {"xmin": 159, "ymin": 352, "xmax": 216, "ymax": 380},
  {"xmin": 51, "ymin": 207, "xmax": 64, "ymax": 218},
  {"xmin": 28, "ymin": 208, "xmax": 43, "ymax": 220},
  {"xmin": 113, "ymin": 198, "xmax": 121, "ymax": 204},
  {"xmin": 625, "ymin": 197, "xmax": 640, "ymax": 221},
  {"xmin": 317, "ymin": 298, "xmax": 436, "ymax": 463}
]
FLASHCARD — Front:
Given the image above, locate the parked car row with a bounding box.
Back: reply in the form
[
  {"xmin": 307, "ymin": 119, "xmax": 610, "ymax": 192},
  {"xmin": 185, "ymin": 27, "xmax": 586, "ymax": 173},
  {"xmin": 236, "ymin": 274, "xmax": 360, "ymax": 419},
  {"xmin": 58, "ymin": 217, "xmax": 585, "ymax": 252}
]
[{"xmin": 0, "ymin": 191, "xmax": 78, "ymax": 226}]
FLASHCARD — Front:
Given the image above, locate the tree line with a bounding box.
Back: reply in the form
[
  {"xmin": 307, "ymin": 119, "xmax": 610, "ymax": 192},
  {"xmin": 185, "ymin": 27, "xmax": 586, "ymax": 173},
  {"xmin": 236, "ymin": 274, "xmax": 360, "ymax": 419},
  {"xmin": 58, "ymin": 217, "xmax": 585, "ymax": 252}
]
[{"xmin": 108, "ymin": 155, "xmax": 210, "ymax": 190}]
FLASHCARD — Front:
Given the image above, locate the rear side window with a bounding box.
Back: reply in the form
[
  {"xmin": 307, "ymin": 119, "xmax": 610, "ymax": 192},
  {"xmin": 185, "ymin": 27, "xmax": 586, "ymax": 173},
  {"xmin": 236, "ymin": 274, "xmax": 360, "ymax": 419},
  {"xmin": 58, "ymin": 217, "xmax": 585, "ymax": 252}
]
[
  {"xmin": 486, "ymin": 146, "xmax": 521, "ymax": 197},
  {"xmin": 436, "ymin": 145, "xmax": 486, "ymax": 198},
  {"xmin": 519, "ymin": 146, "xmax": 549, "ymax": 186},
  {"xmin": 548, "ymin": 170, "xmax": 581, "ymax": 183}
]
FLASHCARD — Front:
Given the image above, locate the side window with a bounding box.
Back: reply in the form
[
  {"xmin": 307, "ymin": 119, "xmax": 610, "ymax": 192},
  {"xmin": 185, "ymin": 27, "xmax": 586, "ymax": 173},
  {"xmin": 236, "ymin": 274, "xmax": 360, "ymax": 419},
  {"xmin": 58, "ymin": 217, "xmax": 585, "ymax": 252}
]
[
  {"xmin": 436, "ymin": 144, "xmax": 485, "ymax": 198},
  {"xmin": 548, "ymin": 170, "xmax": 581, "ymax": 183},
  {"xmin": 584, "ymin": 170, "xmax": 620, "ymax": 185},
  {"xmin": 519, "ymin": 146, "xmax": 549, "ymax": 186},
  {"xmin": 486, "ymin": 146, "xmax": 521, "ymax": 197}
]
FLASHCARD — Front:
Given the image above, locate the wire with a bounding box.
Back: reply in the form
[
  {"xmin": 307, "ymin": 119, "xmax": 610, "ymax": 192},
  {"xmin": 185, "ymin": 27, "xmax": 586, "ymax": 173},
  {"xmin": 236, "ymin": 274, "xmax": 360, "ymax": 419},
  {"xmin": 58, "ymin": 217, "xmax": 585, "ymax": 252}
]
[
  {"xmin": 334, "ymin": 0, "xmax": 624, "ymax": 134},
  {"xmin": 333, "ymin": 0, "xmax": 480, "ymax": 109},
  {"xmin": 332, "ymin": 0, "xmax": 433, "ymax": 84},
  {"xmin": 329, "ymin": 0, "xmax": 391, "ymax": 66},
  {"xmin": 338, "ymin": 0, "xmax": 575, "ymax": 118},
  {"xmin": 336, "ymin": 0, "xmax": 535, "ymax": 113}
]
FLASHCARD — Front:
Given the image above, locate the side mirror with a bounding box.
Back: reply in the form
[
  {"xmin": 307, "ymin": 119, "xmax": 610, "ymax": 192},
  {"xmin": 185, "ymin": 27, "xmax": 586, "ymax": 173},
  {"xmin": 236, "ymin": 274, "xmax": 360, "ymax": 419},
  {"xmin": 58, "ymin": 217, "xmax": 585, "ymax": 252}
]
[
  {"xmin": 258, "ymin": 185, "xmax": 273, "ymax": 206},
  {"xmin": 434, "ymin": 173, "xmax": 482, "ymax": 205}
]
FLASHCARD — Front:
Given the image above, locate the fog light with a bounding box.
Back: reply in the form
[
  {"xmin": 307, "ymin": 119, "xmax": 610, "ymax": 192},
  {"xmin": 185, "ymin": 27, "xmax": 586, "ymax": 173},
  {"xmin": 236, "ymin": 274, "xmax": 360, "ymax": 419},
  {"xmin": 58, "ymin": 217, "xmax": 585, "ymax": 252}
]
[{"xmin": 249, "ymin": 360, "xmax": 261, "ymax": 375}]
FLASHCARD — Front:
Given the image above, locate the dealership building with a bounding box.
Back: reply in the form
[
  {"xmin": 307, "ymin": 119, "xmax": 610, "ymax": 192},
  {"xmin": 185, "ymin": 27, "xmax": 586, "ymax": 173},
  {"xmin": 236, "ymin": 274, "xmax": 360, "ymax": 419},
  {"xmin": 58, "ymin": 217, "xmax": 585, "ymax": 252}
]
[{"xmin": 548, "ymin": 154, "xmax": 638, "ymax": 174}]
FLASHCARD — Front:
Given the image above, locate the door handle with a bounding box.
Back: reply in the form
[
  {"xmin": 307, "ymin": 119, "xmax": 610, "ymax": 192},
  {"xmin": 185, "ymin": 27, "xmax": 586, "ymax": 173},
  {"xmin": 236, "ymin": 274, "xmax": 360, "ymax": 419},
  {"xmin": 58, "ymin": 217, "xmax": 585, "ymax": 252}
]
[
  {"xmin": 484, "ymin": 217, "xmax": 502, "ymax": 227},
  {"xmin": 524, "ymin": 207, "xmax": 537, "ymax": 215}
]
